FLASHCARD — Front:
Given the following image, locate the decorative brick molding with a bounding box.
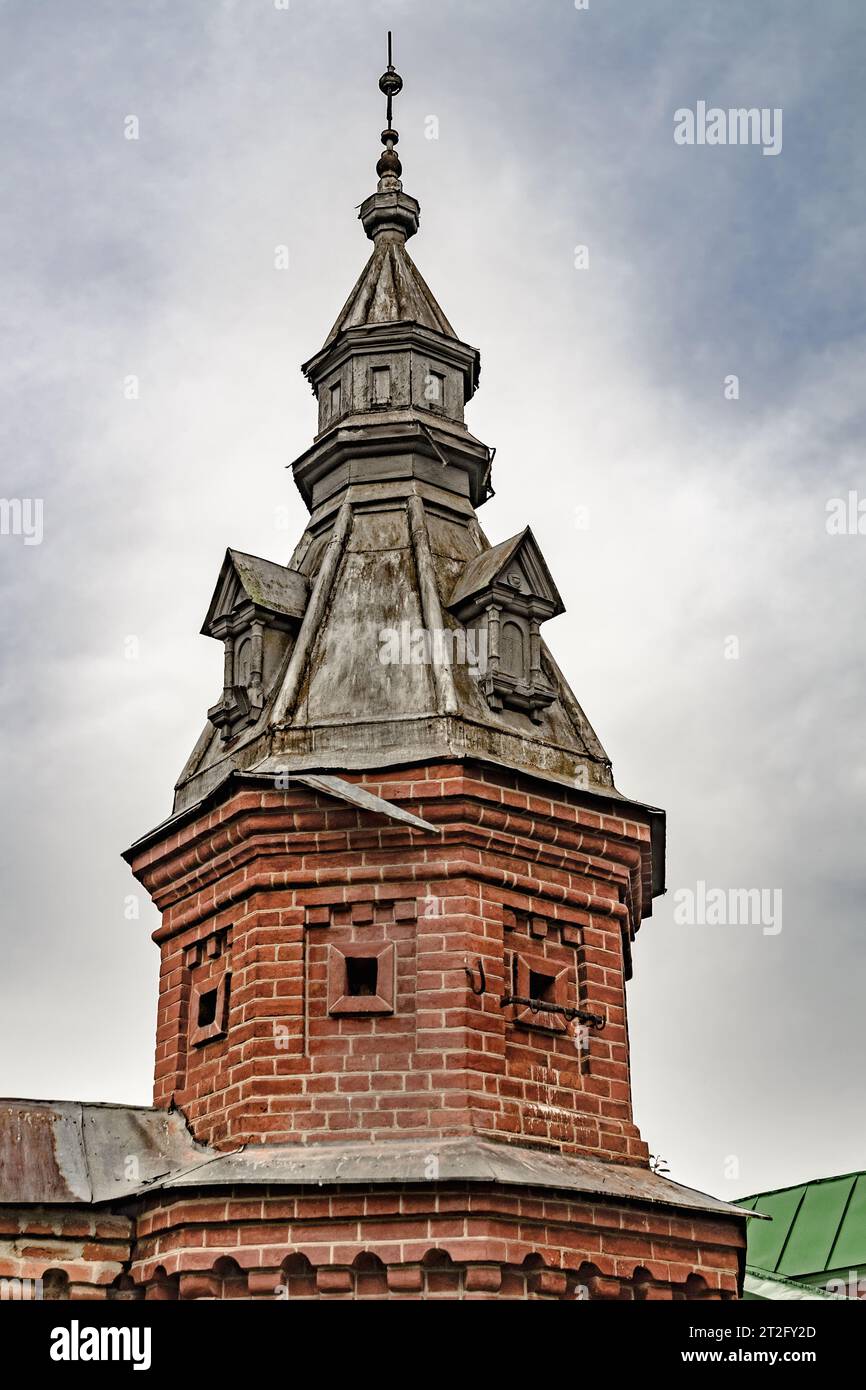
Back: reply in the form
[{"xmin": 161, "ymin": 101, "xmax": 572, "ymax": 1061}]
[
  {"xmin": 119, "ymin": 1182, "xmax": 744, "ymax": 1301},
  {"xmin": 0, "ymin": 1183, "xmax": 743, "ymax": 1301}
]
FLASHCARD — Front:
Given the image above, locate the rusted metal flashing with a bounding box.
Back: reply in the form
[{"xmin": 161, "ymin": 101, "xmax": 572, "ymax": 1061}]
[
  {"xmin": 0, "ymin": 1100, "xmax": 758, "ymax": 1223},
  {"xmin": 0, "ymin": 1101, "xmax": 207, "ymax": 1206}
]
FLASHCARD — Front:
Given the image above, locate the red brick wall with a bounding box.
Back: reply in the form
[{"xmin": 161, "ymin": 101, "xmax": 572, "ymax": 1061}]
[
  {"xmin": 0, "ymin": 1183, "xmax": 744, "ymax": 1302},
  {"xmin": 0, "ymin": 1208, "xmax": 132, "ymax": 1299},
  {"xmin": 129, "ymin": 762, "xmax": 654, "ymax": 1161},
  {"xmin": 127, "ymin": 1184, "xmax": 743, "ymax": 1300}
]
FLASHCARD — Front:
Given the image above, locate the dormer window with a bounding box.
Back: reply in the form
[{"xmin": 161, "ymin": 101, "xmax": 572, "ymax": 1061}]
[
  {"xmin": 202, "ymin": 550, "xmax": 308, "ymax": 744},
  {"xmin": 234, "ymin": 636, "xmax": 253, "ymax": 687},
  {"xmin": 500, "ymin": 620, "xmax": 526, "ymax": 680},
  {"xmin": 447, "ymin": 528, "xmax": 564, "ymax": 723}
]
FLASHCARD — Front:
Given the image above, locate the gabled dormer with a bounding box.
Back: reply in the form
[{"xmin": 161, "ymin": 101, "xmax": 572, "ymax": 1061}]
[
  {"xmin": 448, "ymin": 528, "xmax": 564, "ymax": 722},
  {"xmin": 203, "ymin": 550, "xmax": 308, "ymax": 743}
]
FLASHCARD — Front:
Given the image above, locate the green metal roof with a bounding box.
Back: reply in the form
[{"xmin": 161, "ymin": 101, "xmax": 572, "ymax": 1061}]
[{"xmin": 740, "ymin": 1170, "xmax": 866, "ymax": 1282}]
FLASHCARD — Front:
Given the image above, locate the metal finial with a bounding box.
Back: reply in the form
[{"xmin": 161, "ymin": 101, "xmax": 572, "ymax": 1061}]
[{"xmin": 376, "ymin": 31, "xmax": 403, "ymax": 185}]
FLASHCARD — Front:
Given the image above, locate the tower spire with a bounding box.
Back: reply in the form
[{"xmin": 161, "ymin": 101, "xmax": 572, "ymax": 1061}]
[
  {"xmin": 360, "ymin": 33, "xmax": 419, "ymax": 243},
  {"xmin": 376, "ymin": 31, "xmax": 403, "ymax": 188}
]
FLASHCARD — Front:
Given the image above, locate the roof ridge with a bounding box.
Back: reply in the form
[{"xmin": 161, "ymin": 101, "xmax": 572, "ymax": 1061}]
[{"xmin": 739, "ymin": 1168, "xmax": 866, "ymax": 1200}]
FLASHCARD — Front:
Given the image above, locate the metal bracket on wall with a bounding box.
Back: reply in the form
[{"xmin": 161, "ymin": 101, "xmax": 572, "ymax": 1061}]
[
  {"xmin": 464, "ymin": 959, "xmax": 487, "ymax": 996},
  {"xmin": 499, "ymin": 995, "xmax": 606, "ymax": 1030}
]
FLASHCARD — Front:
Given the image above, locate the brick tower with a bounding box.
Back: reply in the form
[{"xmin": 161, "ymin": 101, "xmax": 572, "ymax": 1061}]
[
  {"xmin": 120, "ymin": 47, "xmax": 749, "ymax": 1300},
  {"xmin": 0, "ymin": 46, "xmax": 747, "ymax": 1303}
]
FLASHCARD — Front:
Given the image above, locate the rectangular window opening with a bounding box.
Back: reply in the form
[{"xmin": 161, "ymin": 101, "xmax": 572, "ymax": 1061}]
[
  {"xmin": 329, "ymin": 381, "xmax": 342, "ymax": 418},
  {"xmin": 528, "ymin": 969, "xmax": 556, "ymax": 1004},
  {"xmin": 197, "ymin": 987, "xmax": 219, "ymax": 1028},
  {"xmin": 371, "ymin": 365, "xmax": 391, "ymax": 406},
  {"xmin": 426, "ymin": 370, "xmax": 445, "ymax": 409},
  {"xmin": 345, "ymin": 956, "xmax": 378, "ymax": 998}
]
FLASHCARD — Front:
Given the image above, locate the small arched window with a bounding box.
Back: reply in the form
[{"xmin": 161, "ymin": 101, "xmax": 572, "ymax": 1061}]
[
  {"xmin": 500, "ymin": 620, "xmax": 526, "ymax": 679},
  {"xmin": 234, "ymin": 637, "xmax": 252, "ymax": 687}
]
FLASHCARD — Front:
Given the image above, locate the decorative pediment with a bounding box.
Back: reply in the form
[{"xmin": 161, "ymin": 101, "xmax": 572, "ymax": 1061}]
[
  {"xmin": 448, "ymin": 528, "xmax": 564, "ymax": 621},
  {"xmin": 202, "ymin": 550, "xmax": 308, "ymax": 744},
  {"xmin": 448, "ymin": 529, "xmax": 564, "ymax": 723},
  {"xmin": 202, "ymin": 549, "xmax": 308, "ymax": 637}
]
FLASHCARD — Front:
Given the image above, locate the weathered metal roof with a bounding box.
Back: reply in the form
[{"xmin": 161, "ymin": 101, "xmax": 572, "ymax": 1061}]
[
  {"xmin": 0, "ymin": 1100, "xmax": 751, "ymax": 1225},
  {"xmin": 322, "ymin": 233, "xmax": 457, "ymax": 347},
  {"xmin": 0, "ymin": 1100, "xmax": 206, "ymax": 1205},
  {"xmin": 739, "ymin": 1171, "xmax": 866, "ymax": 1281},
  {"xmin": 130, "ymin": 96, "xmax": 666, "ymax": 920},
  {"xmin": 174, "ymin": 500, "xmax": 621, "ymax": 816},
  {"xmin": 228, "ymin": 550, "xmax": 307, "ymax": 617},
  {"xmin": 141, "ymin": 1136, "xmax": 752, "ymax": 1223}
]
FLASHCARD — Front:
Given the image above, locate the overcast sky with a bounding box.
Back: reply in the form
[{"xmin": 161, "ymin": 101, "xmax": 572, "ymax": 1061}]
[{"xmin": 1, "ymin": 0, "xmax": 864, "ymax": 1201}]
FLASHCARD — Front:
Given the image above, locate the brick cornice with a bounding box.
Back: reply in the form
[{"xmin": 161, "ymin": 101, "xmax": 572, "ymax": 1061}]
[
  {"xmin": 130, "ymin": 776, "xmax": 650, "ymax": 930},
  {"xmin": 123, "ymin": 1182, "xmax": 743, "ymax": 1300}
]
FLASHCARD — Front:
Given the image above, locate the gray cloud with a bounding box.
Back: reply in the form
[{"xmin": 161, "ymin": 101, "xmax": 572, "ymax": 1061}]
[{"xmin": 1, "ymin": 0, "xmax": 864, "ymax": 1196}]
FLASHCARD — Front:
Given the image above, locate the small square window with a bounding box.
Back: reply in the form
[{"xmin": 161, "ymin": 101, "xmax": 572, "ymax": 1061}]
[
  {"xmin": 511, "ymin": 952, "xmax": 569, "ymax": 1031},
  {"xmin": 189, "ymin": 971, "xmax": 231, "ymax": 1047},
  {"xmin": 528, "ymin": 969, "xmax": 556, "ymax": 1004},
  {"xmin": 328, "ymin": 943, "xmax": 395, "ymax": 1015},
  {"xmin": 197, "ymin": 988, "xmax": 219, "ymax": 1028},
  {"xmin": 346, "ymin": 955, "xmax": 378, "ymax": 997}
]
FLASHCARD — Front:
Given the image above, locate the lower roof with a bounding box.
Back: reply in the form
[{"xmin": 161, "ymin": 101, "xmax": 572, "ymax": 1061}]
[
  {"xmin": 0, "ymin": 1099, "xmax": 749, "ymax": 1224},
  {"xmin": 739, "ymin": 1170, "xmax": 866, "ymax": 1280}
]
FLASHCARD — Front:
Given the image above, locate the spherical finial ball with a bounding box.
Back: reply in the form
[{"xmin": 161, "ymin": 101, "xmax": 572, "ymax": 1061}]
[
  {"xmin": 379, "ymin": 70, "xmax": 403, "ymax": 99},
  {"xmin": 376, "ymin": 149, "xmax": 402, "ymax": 178}
]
